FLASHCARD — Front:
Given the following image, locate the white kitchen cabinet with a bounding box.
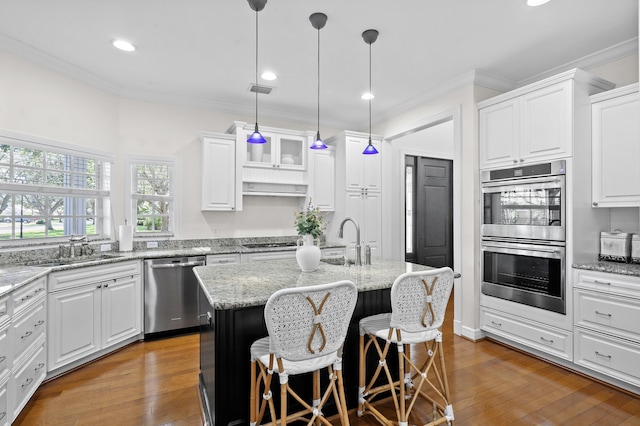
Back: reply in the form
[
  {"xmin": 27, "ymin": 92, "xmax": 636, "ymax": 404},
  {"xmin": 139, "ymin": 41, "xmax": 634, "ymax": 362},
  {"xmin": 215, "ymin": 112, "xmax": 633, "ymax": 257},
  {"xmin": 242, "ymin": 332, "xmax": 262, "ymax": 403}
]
[
  {"xmin": 478, "ymin": 69, "xmax": 615, "ymax": 170},
  {"xmin": 242, "ymin": 129, "xmax": 306, "ymax": 171},
  {"xmin": 573, "ymin": 268, "xmax": 640, "ymax": 390},
  {"xmin": 590, "ymin": 83, "xmax": 640, "ymax": 208},
  {"xmin": 326, "ymin": 131, "xmax": 383, "ymax": 260},
  {"xmin": 308, "ymin": 147, "xmax": 335, "ymax": 211},
  {"xmin": 0, "ymin": 373, "xmax": 8, "ymax": 426},
  {"xmin": 47, "ymin": 261, "xmax": 142, "ymax": 373},
  {"xmin": 206, "ymin": 253, "xmax": 241, "ymax": 265},
  {"xmin": 10, "ymin": 336, "xmax": 45, "ymax": 421},
  {"xmin": 241, "ymin": 250, "xmax": 296, "ymax": 263},
  {"xmin": 480, "ymin": 306, "xmax": 573, "ymax": 361},
  {"xmin": 201, "ymin": 132, "xmax": 240, "ymax": 211},
  {"xmin": 344, "ymin": 190, "xmax": 381, "ymax": 260}
]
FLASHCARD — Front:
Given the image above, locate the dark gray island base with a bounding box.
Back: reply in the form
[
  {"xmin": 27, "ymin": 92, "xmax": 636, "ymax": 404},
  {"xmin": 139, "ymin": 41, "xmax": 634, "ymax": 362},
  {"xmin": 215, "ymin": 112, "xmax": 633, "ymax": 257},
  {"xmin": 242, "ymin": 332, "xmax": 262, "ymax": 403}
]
[{"xmin": 194, "ymin": 259, "xmax": 439, "ymax": 426}]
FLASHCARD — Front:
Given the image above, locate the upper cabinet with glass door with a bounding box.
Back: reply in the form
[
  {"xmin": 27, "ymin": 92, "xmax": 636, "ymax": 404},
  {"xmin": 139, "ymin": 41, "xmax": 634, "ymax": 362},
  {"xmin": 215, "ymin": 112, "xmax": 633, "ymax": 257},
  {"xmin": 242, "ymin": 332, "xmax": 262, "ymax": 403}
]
[{"xmin": 234, "ymin": 122, "xmax": 307, "ymax": 171}]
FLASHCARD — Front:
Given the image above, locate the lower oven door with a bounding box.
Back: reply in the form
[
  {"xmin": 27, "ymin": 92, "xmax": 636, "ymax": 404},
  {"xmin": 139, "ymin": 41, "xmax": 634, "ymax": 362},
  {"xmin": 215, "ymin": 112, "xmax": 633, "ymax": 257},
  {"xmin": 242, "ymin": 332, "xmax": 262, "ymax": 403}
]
[{"xmin": 481, "ymin": 239, "xmax": 566, "ymax": 314}]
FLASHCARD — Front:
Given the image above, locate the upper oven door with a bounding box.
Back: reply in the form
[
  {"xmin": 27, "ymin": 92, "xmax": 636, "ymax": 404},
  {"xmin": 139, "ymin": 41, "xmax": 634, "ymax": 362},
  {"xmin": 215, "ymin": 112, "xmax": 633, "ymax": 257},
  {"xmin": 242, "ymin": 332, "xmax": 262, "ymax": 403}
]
[{"xmin": 481, "ymin": 175, "xmax": 565, "ymax": 242}]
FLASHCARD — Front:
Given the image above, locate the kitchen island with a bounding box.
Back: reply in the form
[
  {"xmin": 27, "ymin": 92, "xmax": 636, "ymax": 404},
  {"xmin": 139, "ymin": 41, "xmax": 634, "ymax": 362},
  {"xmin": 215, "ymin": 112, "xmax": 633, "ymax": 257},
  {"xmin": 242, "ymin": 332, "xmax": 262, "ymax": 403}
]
[{"xmin": 194, "ymin": 258, "xmax": 444, "ymax": 426}]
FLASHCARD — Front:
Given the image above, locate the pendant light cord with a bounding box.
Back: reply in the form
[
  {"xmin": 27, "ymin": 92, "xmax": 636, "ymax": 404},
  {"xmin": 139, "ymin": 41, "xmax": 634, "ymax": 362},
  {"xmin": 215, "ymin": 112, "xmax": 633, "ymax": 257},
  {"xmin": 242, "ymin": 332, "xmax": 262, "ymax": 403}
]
[
  {"xmin": 317, "ymin": 26, "xmax": 321, "ymax": 136},
  {"xmin": 254, "ymin": 8, "xmax": 259, "ymax": 126},
  {"xmin": 368, "ymin": 41, "xmax": 372, "ymax": 143}
]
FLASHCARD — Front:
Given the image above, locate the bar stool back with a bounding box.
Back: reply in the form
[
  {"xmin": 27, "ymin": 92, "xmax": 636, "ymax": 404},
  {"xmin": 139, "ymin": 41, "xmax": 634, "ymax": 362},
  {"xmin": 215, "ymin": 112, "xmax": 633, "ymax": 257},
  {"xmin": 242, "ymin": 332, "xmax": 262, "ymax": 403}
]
[
  {"xmin": 358, "ymin": 267, "xmax": 455, "ymax": 426},
  {"xmin": 250, "ymin": 280, "xmax": 358, "ymax": 426}
]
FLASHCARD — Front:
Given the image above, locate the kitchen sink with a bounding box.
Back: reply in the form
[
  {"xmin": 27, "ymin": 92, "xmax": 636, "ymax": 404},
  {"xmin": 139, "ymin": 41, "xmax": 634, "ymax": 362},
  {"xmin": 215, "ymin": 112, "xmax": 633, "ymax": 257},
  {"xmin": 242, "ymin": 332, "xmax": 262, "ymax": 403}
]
[
  {"xmin": 320, "ymin": 257, "xmax": 354, "ymax": 266},
  {"xmin": 33, "ymin": 254, "xmax": 124, "ymax": 267},
  {"xmin": 242, "ymin": 242, "xmax": 298, "ymax": 249}
]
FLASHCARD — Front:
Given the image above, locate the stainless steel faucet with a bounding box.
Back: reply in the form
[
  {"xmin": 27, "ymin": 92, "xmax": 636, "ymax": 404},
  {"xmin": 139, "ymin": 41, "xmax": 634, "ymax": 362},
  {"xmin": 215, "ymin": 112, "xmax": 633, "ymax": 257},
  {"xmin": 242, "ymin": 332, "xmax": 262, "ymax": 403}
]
[
  {"xmin": 68, "ymin": 235, "xmax": 87, "ymax": 258},
  {"xmin": 338, "ymin": 217, "xmax": 362, "ymax": 266}
]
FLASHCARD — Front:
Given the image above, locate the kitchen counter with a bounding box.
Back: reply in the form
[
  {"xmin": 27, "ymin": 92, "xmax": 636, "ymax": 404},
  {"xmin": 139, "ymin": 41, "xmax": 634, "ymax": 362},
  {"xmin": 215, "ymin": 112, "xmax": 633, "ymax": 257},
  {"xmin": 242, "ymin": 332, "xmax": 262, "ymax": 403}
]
[
  {"xmin": 0, "ymin": 240, "xmax": 346, "ymax": 297},
  {"xmin": 194, "ymin": 258, "xmax": 439, "ymax": 310},
  {"xmin": 573, "ymin": 260, "xmax": 640, "ymax": 277},
  {"xmin": 194, "ymin": 259, "xmax": 455, "ymax": 426}
]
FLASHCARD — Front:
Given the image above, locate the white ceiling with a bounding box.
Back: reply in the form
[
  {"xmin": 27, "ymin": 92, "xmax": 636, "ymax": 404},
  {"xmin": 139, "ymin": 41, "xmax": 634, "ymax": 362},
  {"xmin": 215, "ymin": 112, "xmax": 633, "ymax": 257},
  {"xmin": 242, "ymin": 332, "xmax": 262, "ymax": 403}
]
[{"xmin": 0, "ymin": 0, "xmax": 637, "ymax": 131}]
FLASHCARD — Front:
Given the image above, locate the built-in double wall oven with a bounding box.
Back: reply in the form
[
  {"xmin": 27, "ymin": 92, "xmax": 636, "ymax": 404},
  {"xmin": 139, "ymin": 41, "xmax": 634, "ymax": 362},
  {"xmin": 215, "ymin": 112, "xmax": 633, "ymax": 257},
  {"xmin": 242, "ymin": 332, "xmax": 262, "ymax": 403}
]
[{"xmin": 481, "ymin": 160, "xmax": 567, "ymax": 314}]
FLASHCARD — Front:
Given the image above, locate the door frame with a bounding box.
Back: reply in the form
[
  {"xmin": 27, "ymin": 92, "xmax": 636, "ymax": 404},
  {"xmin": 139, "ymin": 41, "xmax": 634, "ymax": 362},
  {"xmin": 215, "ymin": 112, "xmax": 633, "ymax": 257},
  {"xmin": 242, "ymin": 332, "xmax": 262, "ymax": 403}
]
[{"xmin": 383, "ymin": 106, "xmax": 462, "ymax": 335}]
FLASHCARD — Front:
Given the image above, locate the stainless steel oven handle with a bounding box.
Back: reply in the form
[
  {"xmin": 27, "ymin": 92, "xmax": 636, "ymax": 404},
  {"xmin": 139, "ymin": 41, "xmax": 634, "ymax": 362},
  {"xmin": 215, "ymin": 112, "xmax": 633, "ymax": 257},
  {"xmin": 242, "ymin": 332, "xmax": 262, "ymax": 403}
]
[
  {"xmin": 481, "ymin": 176, "xmax": 563, "ymax": 189},
  {"xmin": 481, "ymin": 242, "xmax": 560, "ymax": 254}
]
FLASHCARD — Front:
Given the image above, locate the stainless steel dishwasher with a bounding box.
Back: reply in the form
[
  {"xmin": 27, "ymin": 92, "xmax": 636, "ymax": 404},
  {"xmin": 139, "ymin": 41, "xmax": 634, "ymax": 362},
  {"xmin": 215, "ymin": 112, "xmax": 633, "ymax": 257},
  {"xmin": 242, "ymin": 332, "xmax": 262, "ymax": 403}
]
[{"xmin": 144, "ymin": 256, "xmax": 205, "ymax": 336}]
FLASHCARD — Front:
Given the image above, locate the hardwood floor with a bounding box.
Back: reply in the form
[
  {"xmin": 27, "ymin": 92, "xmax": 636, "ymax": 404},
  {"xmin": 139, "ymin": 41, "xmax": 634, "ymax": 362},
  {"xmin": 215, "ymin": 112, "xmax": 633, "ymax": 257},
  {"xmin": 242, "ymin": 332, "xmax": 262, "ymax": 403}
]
[{"xmin": 14, "ymin": 301, "xmax": 640, "ymax": 425}]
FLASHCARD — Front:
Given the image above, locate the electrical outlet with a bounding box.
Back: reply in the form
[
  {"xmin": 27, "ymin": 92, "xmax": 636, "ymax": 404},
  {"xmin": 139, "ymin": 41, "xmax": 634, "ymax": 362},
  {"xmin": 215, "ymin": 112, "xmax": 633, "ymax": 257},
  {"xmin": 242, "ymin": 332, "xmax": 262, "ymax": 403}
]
[
  {"xmin": 213, "ymin": 228, "xmax": 219, "ymax": 236},
  {"xmin": 147, "ymin": 241, "xmax": 159, "ymax": 249},
  {"xmin": 100, "ymin": 243, "xmax": 112, "ymax": 252}
]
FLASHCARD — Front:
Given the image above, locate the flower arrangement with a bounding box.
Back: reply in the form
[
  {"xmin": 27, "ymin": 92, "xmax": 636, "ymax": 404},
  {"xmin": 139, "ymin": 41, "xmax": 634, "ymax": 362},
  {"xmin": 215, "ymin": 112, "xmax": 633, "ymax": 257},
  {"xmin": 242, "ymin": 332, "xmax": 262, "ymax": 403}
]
[{"xmin": 294, "ymin": 199, "xmax": 325, "ymax": 239}]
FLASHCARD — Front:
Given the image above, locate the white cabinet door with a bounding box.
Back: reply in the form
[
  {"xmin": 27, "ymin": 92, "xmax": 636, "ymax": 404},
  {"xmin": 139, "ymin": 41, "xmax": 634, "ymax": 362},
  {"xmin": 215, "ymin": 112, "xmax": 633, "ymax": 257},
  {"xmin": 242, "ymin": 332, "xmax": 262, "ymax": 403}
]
[
  {"xmin": 479, "ymin": 98, "xmax": 519, "ymax": 168},
  {"xmin": 343, "ymin": 191, "xmax": 381, "ymax": 260},
  {"xmin": 479, "ymin": 79, "xmax": 573, "ymax": 169},
  {"xmin": 201, "ymin": 134, "xmax": 237, "ymax": 211},
  {"xmin": 101, "ymin": 275, "xmax": 142, "ymax": 348},
  {"xmin": 309, "ymin": 148, "xmax": 335, "ymax": 211},
  {"xmin": 591, "ymin": 86, "xmax": 640, "ymax": 207},
  {"xmin": 344, "ymin": 136, "xmax": 381, "ymax": 191},
  {"xmin": 48, "ymin": 284, "xmax": 101, "ymax": 371},
  {"xmin": 244, "ymin": 130, "xmax": 307, "ymax": 170},
  {"xmin": 520, "ymin": 80, "xmax": 572, "ymax": 163}
]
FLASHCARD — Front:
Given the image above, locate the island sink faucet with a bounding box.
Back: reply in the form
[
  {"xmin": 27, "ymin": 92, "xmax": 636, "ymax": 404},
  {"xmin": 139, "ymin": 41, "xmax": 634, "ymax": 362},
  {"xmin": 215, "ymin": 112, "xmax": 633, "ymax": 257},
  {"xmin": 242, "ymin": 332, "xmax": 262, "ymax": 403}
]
[{"xmin": 337, "ymin": 217, "xmax": 362, "ymax": 266}]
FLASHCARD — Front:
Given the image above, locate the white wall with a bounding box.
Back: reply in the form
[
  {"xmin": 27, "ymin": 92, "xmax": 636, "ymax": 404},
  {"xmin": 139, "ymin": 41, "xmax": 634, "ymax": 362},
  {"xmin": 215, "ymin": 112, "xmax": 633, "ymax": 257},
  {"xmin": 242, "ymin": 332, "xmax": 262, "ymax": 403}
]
[{"xmin": 0, "ymin": 50, "xmax": 339, "ymax": 240}]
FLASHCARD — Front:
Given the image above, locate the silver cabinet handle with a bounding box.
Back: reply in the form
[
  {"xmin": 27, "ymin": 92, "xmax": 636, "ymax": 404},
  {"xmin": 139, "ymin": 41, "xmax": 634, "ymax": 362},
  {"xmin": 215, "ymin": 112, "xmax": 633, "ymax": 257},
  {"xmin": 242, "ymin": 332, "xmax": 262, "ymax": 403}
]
[
  {"xmin": 592, "ymin": 202, "xmax": 599, "ymax": 206},
  {"xmin": 21, "ymin": 331, "xmax": 33, "ymax": 339},
  {"xmin": 34, "ymin": 362, "xmax": 45, "ymax": 371},
  {"xmin": 34, "ymin": 319, "xmax": 45, "ymax": 327},
  {"xmin": 0, "ymin": 311, "xmax": 5, "ymax": 316},
  {"xmin": 21, "ymin": 377, "xmax": 33, "ymax": 388},
  {"xmin": 0, "ymin": 356, "xmax": 6, "ymax": 363},
  {"xmin": 150, "ymin": 262, "xmax": 204, "ymax": 269},
  {"xmin": 97, "ymin": 284, "xmax": 102, "ymax": 289},
  {"xmin": 595, "ymin": 311, "xmax": 612, "ymax": 318},
  {"xmin": 595, "ymin": 351, "xmax": 612, "ymax": 360},
  {"xmin": 490, "ymin": 320, "xmax": 502, "ymax": 327},
  {"xmin": 594, "ymin": 280, "xmax": 611, "ymax": 286},
  {"xmin": 540, "ymin": 337, "xmax": 554, "ymax": 344}
]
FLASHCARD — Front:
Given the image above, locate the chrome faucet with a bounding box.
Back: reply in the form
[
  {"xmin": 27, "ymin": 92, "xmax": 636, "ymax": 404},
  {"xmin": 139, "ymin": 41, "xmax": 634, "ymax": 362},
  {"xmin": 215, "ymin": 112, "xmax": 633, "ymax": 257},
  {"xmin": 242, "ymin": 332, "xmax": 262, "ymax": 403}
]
[
  {"xmin": 68, "ymin": 235, "xmax": 87, "ymax": 258},
  {"xmin": 337, "ymin": 217, "xmax": 362, "ymax": 266}
]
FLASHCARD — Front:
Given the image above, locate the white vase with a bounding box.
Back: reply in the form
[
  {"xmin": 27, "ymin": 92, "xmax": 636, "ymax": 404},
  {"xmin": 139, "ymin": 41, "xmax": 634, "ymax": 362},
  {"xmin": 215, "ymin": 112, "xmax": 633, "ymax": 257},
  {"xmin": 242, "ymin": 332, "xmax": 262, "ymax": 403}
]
[{"xmin": 296, "ymin": 234, "xmax": 321, "ymax": 272}]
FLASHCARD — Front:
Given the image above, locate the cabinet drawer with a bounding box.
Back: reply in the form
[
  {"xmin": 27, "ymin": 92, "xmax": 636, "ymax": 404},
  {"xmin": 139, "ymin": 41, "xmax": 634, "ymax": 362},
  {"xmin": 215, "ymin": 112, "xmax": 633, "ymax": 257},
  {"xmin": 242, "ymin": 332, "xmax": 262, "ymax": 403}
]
[
  {"xmin": 575, "ymin": 289, "xmax": 640, "ymax": 341},
  {"xmin": 481, "ymin": 308, "xmax": 572, "ymax": 360},
  {"xmin": 0, "ymin": 373, "xmax": 8, "ymax": 426},
  {"xmin": 49, "ymin": 260, "xmax": 141, "ymax": 292},
  {"xmin": 573, "ymin": 269, "xmax": 640, "ymax": 299},
  {"xmin": 0, "ymin": 297, "xmax": 9, "ymax": 327},
  {"xmin": 321, "ymin": 248, "xmax": 346, "ymax": 258},
  {"xmin": 241, "ymin": 250, "xmax": 296, "ymax": 263},
  {"xmin": 12, "ymin": 278, "xmax": 46, "ymax": 315},
  {"xmin": 12, "ymin": 338, "xmax": 46, "ymax": 420},
  {"xmin": 12, "ymin": 299, "xmax": 46, "ymax": 365},
  {"xmin": 0, "ymin": 326, "xmax": 8, "ymax": 379},
  {"xmin": 575, "ymin": 327, "xmax": 640, "ymax": 388},
  {"xmin": 206, "ymin": 253, "xmax": 241, "ymax": 265}
]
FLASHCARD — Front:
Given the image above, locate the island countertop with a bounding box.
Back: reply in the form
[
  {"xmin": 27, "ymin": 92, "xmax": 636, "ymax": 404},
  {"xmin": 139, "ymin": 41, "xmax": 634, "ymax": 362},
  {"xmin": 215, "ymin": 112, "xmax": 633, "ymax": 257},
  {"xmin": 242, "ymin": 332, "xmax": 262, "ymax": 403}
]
[{"xmin": 194, "ymin": 259, "xmax": 445, "ymax": 310}]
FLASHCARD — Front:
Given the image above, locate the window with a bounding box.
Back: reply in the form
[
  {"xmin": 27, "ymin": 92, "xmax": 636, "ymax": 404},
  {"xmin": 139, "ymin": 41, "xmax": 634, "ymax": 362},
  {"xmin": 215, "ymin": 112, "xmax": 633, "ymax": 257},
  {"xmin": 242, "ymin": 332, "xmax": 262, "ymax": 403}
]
[
  {"xmin": 129, "ymin": 158, "xmax": 175, "ymax": 236},
  {"xmin": 0, "ymin": 136, "xmax": 112, "ymax": 242}
]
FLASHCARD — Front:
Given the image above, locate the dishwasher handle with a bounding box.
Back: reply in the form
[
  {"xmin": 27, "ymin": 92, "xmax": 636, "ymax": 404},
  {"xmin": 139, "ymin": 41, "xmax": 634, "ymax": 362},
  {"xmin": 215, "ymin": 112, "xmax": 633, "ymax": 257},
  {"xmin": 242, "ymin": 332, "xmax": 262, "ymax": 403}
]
[{"xmin": 149, "ymin": 261, "xmax": 205, "ymax": 269}]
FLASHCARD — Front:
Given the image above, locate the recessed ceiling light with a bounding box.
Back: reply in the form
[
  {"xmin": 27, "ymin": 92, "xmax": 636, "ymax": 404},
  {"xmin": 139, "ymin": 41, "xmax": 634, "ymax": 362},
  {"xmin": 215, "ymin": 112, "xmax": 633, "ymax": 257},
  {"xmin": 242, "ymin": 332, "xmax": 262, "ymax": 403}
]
[
  {"xmin": 527, "ymin": 0, "xmax": 551, "ymax": 6},
  {"xmin": 361, "ymin": 92, "xmax": 375, "ymax": 100},
  {"xmin": 261, "ymin": 71, "xmax": 277, "ymax": 81},
  {"xmin": 112, "ymin": 39, "xmax": 136, "ymax": 52}
]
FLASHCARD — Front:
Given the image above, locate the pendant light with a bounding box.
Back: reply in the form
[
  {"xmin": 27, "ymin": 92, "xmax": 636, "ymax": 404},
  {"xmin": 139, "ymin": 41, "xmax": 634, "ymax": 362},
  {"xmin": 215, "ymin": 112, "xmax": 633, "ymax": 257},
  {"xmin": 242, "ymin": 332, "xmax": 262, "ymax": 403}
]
[
  {"xmin": 247, "ymin": 0, "xmax": 267, "ymax": 144},
  {"xmin": 362, "ymin": 29, "xmax": 379, "ymax": 155},
  {"xmin": 309, "ymin": 13, "xmax": 328, "ymax": 150}
]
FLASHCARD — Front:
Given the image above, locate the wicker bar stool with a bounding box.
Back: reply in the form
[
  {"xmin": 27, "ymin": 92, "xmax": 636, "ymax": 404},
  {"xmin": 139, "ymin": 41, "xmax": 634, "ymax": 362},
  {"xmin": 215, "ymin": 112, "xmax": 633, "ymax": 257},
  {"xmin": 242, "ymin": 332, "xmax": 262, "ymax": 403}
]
[
  {"xmin": 357, "ymin": 268, "xmax": 455, "ymax": 426},
  {"xmin": 249, "ymin": 280, "xmax": 358, "ymax": 426}
]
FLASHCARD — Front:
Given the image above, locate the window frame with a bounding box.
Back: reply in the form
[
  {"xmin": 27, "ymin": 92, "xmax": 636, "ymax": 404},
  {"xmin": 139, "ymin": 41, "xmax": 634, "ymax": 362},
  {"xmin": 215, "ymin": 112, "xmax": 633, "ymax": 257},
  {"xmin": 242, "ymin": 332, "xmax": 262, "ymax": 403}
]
[
  {"xmin": 0, "ymin": 129, "xmax": 113, "ymax": 246},
  {"xmin": 126, "ymin": 156, "xmax": 178, "ymax": 238}
]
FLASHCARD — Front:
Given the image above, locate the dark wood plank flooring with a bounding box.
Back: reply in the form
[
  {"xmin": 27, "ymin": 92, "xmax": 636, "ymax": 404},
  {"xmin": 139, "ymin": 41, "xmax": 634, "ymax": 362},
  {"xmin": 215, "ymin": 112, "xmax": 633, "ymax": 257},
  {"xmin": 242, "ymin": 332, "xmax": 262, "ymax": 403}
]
[{"xmin": 14, "ymin": 300, "xmax": 640, "ymax": 425}]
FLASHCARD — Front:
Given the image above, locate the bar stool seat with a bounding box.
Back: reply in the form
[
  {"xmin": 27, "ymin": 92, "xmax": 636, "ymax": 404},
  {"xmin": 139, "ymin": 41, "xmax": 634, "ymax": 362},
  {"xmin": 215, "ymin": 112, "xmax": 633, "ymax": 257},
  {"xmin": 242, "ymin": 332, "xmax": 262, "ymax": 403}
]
[
  {"xmin": 358, "ymin": 267, "xmax": 455, "ymax": 426},
  {"xmin": 250, "ymin": 280, "xmax": 358, "ymax": 426}
]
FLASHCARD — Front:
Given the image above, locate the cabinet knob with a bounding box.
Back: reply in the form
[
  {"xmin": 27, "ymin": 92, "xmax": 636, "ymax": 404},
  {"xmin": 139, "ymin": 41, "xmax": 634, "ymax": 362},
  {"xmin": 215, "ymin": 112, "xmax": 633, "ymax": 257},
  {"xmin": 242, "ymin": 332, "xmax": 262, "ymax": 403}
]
[
  {"xmin": 519, "ymin": 158, "xmax": 524, "ymax": 162},
  {"xmin": 592, "ymin": 202, "xmax": 598, "ymax": 206},
  {"xmin": 97, "ymin": 284, "xmax": 102, "ymax": 289},
  {"xmin": 513, "ymin": 159, "xmax": 518, "ymax": 163}
]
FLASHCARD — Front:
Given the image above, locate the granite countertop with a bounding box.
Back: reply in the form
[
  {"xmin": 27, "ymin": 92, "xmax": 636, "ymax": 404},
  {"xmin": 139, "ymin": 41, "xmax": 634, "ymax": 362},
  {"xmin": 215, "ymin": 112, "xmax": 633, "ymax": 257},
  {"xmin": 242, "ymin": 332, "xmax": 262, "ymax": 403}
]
[
  {"xmin": 573, "ymin": 260, "xmax": 640, "ymax": 277},
  {"xmin": 194, "ymin": 259, "xmax": 457, "ymax": 310},
  {"xmin": 0, "ymin": 241, "xmax": 346, "ymax": 297}
]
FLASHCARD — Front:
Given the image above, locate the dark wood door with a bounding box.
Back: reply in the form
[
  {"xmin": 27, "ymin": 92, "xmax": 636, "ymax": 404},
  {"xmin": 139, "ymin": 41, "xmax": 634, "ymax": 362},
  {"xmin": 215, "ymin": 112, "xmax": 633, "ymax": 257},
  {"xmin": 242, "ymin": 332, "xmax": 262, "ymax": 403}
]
[{"xmin": 408, "ymin": 156, "xmax": 453, "ymax": 268}]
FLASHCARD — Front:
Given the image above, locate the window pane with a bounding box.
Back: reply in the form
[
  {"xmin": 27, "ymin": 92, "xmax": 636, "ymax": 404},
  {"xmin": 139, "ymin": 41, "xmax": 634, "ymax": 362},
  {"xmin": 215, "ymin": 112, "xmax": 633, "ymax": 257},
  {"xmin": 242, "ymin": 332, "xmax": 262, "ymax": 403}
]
[
  {"xmin": 0, "ymin": 166, "xmax": 9, "ymax": 183},
  {"xmin": 13, "ymin": 147, "xmax": 43, "ymax": 168},
  {"xmin": 45, "ymin": 152, "xmax": 69, "ymax": 170},
  {"xmin": 14, "ymin": 167, "xmax": 43, "ymax": 185}
]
